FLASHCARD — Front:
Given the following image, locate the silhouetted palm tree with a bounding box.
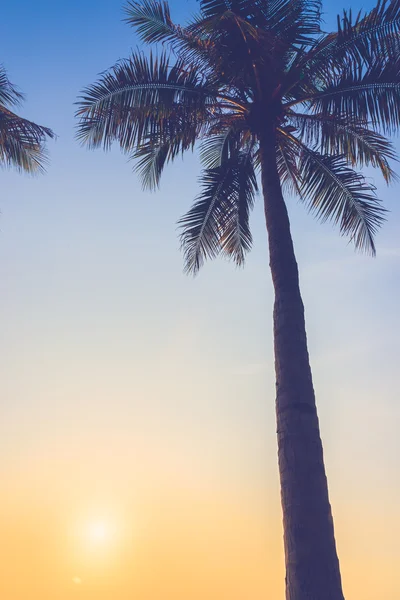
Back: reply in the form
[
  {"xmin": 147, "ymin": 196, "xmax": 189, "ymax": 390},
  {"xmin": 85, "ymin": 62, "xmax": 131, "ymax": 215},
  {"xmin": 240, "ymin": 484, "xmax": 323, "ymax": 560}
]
[
  {"xmin": 76, "ymin": 1, "xmax": 400, "ymax": 597},
  {"xmin": 0, "ymin": 65, "xmax": 53, "ymax": 173}
]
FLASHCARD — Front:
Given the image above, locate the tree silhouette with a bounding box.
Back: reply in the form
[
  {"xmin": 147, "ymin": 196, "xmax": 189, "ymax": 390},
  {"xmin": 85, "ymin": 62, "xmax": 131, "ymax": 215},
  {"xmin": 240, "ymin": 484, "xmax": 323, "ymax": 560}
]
[{"xmin": 76, "ymin": 1, "xmax": 400, "ymax": 597}]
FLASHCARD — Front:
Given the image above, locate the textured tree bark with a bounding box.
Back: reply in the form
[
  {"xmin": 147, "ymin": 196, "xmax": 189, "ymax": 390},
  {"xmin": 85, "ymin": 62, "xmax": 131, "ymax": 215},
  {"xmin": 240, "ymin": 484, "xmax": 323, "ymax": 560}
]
[{"xmin": 259, "ymin": 129, "xmax": 345, "ymax": 600}]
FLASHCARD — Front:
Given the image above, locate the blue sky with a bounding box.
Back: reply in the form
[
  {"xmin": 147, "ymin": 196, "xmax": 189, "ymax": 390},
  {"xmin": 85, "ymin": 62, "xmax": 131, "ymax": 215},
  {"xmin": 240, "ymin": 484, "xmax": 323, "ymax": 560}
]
[{"xmin": 1, "ymin": 1, "xmax": 400, "ymax": 599}]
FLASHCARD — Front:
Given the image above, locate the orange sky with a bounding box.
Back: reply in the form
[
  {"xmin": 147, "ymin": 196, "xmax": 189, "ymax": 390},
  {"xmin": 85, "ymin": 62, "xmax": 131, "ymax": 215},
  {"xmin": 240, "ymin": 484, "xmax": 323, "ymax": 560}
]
[{"xmin": 1, "ymin": 401, "xmax": 399, "ymax": 600}]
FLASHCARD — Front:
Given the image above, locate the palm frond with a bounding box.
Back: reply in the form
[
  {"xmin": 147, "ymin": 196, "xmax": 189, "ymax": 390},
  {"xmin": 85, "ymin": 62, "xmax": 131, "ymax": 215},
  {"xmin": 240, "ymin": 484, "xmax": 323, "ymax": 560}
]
[
  {"xmin": 124, "ymin": 0, "xmax": 176, "ymax": 43},
  {"xmin": 286, "ymin": 2, "xmax": 400, "ymax": 107},
  {"xmin": 276, "ymin": 129, "xmax": 303, "ymax": 195},
  {"xmin": 0, "ymin": 65, "xmax": 24, "ymax": 107},
  {"xmin": 292, "ymin": 138, "xmax": 386, "ymax": 254},
  {"xmin": 198, "ymin": 121, "xmax": 251, "ymax": 168},
  {"xmin": 264, "ymin": 0, "xmax": 323, "ymax": 45},
  {"xmin": 0, "ymin": 106, "xmax": 54, "ymax": 173},
  {"xmin": 130, "ymin": 125, "xmax": 195, "ymax": 189},
  {"xmin": 76, "ymin": 51, "xmax": 216, "ymax": 151},
  {"xmin": 200, "ymin": 130, "xmax": 234, "ymax": 168},
  {"xmin": 179, "ymin": 151, "xmax": 257, "ymax": 273},
  {"xmin": 218, "ymin": 149, "xmax": 257, "ymax": 263},
  {"xmin": 179, "ymin": 165, "xmax": 233, "ymax": 274},
  {"xmin": 298, "ymin": 57, "xmax": 400, "ymax": 135},
  {"xmin": 289, "ymin": 112, "xmax": 398, "ymax": 182},
  {"xmin": 199, "ymin": 0, "xmax": 243, "ymax": 18},
  {"xmin": 124, "ymin": 1, "xmax": 212, "ymax": 70},
  {"xmin": 311, "ymin": 0, "xmax": 400, "ymax": 72},
  {"xmin": 131, "ymin": 140, "xmax": 171, "ymax": 189}
]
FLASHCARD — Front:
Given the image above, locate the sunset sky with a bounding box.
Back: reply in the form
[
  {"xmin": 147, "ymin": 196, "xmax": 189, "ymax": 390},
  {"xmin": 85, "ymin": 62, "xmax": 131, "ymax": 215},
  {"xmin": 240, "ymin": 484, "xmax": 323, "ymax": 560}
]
[{"xmin": 1, "ymin": 1, "xmax": 399, "ymax": 598}]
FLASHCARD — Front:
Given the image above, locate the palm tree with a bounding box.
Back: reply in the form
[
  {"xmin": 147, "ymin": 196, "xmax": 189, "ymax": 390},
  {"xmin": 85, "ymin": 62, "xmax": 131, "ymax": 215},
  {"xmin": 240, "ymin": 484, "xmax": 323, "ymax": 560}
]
[
  {"xmin": 75, "ymin": 1, "xmax": 400, "ymax": 597},
  {"xmin": 0, "ymin": 65, "xmax": 54, "ymax": 173}
]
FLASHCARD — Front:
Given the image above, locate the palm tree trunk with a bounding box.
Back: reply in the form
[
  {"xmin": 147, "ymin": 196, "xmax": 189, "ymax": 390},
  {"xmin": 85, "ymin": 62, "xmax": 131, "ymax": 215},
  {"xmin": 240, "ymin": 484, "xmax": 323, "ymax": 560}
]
[{"xmin": 259, "ymin": 129, "xmax": 345, "ymax": 600}]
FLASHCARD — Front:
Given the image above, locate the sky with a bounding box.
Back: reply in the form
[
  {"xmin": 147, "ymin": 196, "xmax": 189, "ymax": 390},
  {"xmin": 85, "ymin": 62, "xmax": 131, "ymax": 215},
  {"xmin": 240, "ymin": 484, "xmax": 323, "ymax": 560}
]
[{"xmin": 1, "ymin": 1, "xmax": 399, "ymax": 599}]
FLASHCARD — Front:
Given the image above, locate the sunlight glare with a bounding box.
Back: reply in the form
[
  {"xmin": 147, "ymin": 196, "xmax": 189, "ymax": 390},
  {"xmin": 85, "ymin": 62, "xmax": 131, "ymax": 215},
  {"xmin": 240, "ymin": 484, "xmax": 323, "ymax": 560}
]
[{"xmin": 88, "ymin": 522, "xmax": 108, "ymax": 543}]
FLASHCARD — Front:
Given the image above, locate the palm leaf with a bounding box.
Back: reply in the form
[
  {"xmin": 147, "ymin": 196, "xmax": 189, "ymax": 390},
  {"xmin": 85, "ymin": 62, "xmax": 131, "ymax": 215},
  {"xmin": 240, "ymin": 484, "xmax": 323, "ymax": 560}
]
[
  {"xmin": 124, "ymin": 0, "xmax": 176, "ymax": 43},
  {"xmin": 131, "ymin": 140, "xmax": 171, "ymax": 189},
  {"xmin": 130, "ymin": 124, "xmax": 196, "ymax": 189},
  {"xmin": 264, "ymin": 0, "xmax": 323, "ymax": 45},
  {"xmin": 200, "ymin": 130, "xmax": 233, "ymax": 168},
  {"xmin": 179, "ymin": 151, "xmax": 257, "ymax": 273},
  {"xmin": 199, "ymin": 0, "xmax": 243, "ymax": 18},
  {"xmin": 0, "ymin": 106, "xmax": 54, "ymax": 173},
  {"xmin": 311, "ymin": 1, "xmax": 400, "ymax": 72},
  {"xmin": 289, "ymin": 112, "xmax": 397, "ymax": 182},
  {"xmin": 295, "ymin": 140, "xmax": 386, "ymax": 254},
  {"xmin": 276, "ymin": 129, "xmax": 303, "ymax": 195},
  {"xmin": 286, "ymin": 2, "xmax": 400, "ymax": 108},
  {"xmin": 218, "ymin": 149, "xmax": 257, "ymax": 263},
  {"xmin": 0, "ymin": 65, "xmax": 24, "ymax": 107},
  {"xmin": 198, "ymin": 123, "xmax": 250, "ymax": 168},
  {"xmin": 124, "ymin": 0, "xmax": 212, "ymax": 70},
  {"xmin": 300, "ymin": 57, "xmax": 400, "ymax": 134},
  {"xmin": 76, "ymin": 51, "xmax": 217, "ymax": 151}
]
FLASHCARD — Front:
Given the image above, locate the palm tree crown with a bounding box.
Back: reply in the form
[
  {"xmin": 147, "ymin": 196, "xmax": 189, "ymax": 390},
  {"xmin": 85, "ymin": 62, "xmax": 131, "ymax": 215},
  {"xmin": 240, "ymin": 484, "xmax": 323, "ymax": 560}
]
[
  {"xmin": 0, "ymin": 65, "xmax": 54, "ymax": 173},
  {"xmin": 76, "ymin": 0, "xmax": 400, "ymax": 271}
]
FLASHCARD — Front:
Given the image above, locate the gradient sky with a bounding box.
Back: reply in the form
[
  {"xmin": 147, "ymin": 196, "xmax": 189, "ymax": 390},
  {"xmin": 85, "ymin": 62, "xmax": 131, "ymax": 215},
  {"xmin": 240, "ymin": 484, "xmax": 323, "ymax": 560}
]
[{"xmin": 1, "ymin": 1, "xmax": 399, "ymax": 599}]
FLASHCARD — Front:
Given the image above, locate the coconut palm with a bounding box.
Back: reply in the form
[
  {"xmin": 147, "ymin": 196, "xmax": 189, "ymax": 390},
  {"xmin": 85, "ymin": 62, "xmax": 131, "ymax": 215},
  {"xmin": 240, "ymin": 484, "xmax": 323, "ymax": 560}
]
[
  {"xmin": 75, "ymin": 0, "xmax": 400, "ymax": 597},
  {"xmin": 0, "ymin": 65, "xmax": 54, "ymax": 173}
]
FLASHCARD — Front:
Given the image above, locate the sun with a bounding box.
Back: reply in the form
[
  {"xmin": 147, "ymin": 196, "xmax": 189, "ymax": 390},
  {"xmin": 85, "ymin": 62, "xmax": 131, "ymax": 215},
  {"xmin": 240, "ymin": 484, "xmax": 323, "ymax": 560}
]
[
  {"xmin": 86, "ymin": 521, "xmax": 114, "ymax": 545},
  {"xmin": 68, "ymin": 513, "xmax": 122, "ymax": 561},
  {"xmin": 88, "ymin": 522, "xmax": 108, "ymax": 543}
]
